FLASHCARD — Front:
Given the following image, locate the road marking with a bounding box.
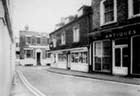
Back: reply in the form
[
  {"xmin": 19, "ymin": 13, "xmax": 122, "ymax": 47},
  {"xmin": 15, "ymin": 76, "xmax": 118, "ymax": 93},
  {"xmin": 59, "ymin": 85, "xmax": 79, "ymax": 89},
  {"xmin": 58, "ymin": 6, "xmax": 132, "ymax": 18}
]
[{"xmin": 17, "ymin": 70, "xmax": 47, "ymax": 96}]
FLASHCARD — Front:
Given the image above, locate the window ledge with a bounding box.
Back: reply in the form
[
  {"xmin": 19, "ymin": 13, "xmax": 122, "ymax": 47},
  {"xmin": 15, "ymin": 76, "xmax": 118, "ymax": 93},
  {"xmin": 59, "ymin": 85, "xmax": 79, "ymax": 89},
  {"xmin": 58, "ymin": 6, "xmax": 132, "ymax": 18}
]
[
  {"xmin": 128, "ymin": 14, "xmax": 140, "ymax": 19},
  {"xmin": 100, "ymin": 20, "xmax": 117, "ymax": 27}
]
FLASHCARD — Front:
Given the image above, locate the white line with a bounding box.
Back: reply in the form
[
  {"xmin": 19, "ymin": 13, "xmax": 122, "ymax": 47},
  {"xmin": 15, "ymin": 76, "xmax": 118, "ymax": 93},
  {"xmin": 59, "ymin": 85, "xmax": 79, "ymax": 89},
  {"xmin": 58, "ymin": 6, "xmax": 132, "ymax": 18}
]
[{"xmin": 17, "ymin": 70, "xmax": 47, "ymax": 96}]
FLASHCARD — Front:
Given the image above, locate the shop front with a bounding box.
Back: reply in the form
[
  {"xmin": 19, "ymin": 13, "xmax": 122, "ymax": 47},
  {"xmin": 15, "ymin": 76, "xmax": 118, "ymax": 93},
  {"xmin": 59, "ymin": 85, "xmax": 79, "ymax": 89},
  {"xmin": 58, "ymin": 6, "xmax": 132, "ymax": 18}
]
[{"xmin": 90, "ymin": 25, "xmax": 140, "ymax": 76}]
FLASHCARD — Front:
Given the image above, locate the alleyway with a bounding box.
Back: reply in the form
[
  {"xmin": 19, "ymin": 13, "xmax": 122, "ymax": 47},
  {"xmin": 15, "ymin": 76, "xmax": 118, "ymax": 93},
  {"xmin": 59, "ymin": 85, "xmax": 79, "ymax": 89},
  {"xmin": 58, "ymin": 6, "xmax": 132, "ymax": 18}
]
[{"xmin": 18, "ymin": 67, "xmax": 140, "ymax": 96}]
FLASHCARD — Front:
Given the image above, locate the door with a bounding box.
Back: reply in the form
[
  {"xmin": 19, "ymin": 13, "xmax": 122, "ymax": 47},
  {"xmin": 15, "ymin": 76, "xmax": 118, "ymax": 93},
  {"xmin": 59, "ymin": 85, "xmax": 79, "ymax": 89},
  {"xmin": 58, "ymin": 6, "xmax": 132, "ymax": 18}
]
[
  {"xmin": 113, "ymin": 45, "xmax": 129, "ymax": 75},
  {"xmin": 132, "ymin": 36, "xmax": 140, "ymax": 75},
  {"xmin": 37, "ymin": 52, "xmax": 41, "ymax": 66},
  {"xmin": 67, "ymin": 54, "xmax": 71, "ymax": 69}
]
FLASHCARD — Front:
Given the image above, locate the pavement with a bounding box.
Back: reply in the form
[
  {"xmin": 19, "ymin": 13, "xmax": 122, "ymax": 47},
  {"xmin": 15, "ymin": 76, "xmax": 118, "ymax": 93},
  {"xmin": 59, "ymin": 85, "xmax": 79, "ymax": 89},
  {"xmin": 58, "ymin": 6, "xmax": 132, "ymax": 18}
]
[
  {"xmin": 44, "ymin": 67, "xmax": 140, "ymax": 85},
  {"xmin": 10, "ymin": 71, "xmax": 35, "ymax": 96}
]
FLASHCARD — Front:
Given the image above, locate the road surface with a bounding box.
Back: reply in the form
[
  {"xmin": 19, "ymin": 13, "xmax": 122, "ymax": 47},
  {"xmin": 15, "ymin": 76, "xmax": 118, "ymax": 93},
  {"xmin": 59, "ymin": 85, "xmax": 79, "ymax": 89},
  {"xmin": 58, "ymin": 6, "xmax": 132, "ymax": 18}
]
[{"xmin": 18, "ymin": 67, "xmax": 140, "ymax": 96}]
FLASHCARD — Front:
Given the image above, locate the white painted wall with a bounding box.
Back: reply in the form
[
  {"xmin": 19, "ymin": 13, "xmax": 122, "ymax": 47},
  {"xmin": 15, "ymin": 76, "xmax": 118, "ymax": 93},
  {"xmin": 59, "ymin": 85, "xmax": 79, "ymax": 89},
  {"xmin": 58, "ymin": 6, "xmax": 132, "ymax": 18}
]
[{"xmin": 0, "ymin": 1, "xmax": 15, "ymax": 96}]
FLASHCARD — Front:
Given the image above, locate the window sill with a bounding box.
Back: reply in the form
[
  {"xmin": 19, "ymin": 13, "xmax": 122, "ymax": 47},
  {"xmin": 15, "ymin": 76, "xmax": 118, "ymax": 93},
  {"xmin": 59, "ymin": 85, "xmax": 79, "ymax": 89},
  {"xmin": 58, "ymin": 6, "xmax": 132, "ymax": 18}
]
[
  {"xmin": 100, "ymin": 20, "xmax": 117, "ymax": 27},
  {"xmin": 128, "ymin": 14, "xmax": 140, "ymax": 19}
]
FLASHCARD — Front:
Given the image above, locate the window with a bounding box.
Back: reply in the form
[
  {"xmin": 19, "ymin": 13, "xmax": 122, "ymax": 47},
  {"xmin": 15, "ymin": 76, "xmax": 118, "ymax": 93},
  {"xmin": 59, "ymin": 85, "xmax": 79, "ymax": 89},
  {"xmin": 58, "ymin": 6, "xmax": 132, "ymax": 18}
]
[
  {"xmin": 58, "ymin": 54, "xmax": 66, "ymax": 62},
  {"xmin": 94, "ymin": 40, "xmax": 111, "ymax": 72},
  {"xmin": 61, "ymin": 32, "xmax": 65, "ymax": 45},
  {"xmin": 73, "ymin": 25, "xmax": 80, "ymax": 42},
  {"xmin": 52, "ymin": 36, "xmax": 56, "ymax": 47},
  {"xmin": 100, "ymin": 0, "xmax": 117, "ymax": 25},
  {"xmin": 71, "ymin": 52, "xmax": 87, "ymax": 63},
  {"xmin": 37, "ymin": 37, "xmax": 41, "ymax": 44},
  {"xmin": 26, "ymin": 50, "xmax": 33, "ymax": 58},
  {"xmin": 26, "ymin": 37, "xmax": 31, "ymax": 44},
  {"xmin": 45, "ymin": 51, "xmax": 51, "ymax": 58},
  {"xmin": 16, "ymin": 43, "xmax": 19, "ymax": 47},
  {"xmin": 128, "ymin": 0, "xmax": 140, "ymax": 18}
]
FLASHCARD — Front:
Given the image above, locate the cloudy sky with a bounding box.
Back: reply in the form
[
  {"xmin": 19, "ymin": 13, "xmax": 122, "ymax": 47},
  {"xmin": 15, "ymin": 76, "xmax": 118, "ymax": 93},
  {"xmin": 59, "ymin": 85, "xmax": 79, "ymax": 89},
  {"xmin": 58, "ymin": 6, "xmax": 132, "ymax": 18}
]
[{"xmin": 13, "ymin": 0, "xmax": 91, "ymax": 36}]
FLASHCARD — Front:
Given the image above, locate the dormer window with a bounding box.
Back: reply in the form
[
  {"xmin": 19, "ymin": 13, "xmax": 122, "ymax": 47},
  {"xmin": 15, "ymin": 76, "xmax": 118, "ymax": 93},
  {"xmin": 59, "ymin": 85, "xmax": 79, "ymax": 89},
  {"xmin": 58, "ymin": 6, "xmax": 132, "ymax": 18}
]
[
  {"xmin": 100, "ymin": 0, "xmax": 117, "ymax": 25},
  {"xmin": 128, "ymin": 0, "xmax": 140, "ymax": 18},
  {"xmin": 78, "ymin": 9, "xmax": 83, "ymax": 17}
]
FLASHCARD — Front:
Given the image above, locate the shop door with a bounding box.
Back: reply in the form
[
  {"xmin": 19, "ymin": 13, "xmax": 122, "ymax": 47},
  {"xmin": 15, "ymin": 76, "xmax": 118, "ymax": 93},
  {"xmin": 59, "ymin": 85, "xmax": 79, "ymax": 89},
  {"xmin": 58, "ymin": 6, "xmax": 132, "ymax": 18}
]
[{"xmin": 114, "ymin": 45, "xmax": 128, "ymax": 75}]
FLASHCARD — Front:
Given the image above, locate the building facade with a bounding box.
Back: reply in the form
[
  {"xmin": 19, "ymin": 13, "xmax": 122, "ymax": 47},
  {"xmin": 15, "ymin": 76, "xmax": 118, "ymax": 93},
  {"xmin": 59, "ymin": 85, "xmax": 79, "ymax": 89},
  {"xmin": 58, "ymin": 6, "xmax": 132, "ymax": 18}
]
[
  {"xmin": 0, "ymin": 0, "xmax": 15, "ymax": 96},
  {"xmin": 15, "ymin": 37, "xmax": 20, "ymax": 65},
  {"xmin": 19, "ymin": 28, "xmax": 50, "ymax": 66},
  {"xmin": 89, "ymin": 0, "xmax": 140, "ymax": 77},
  {"xmin": 50, "ymin": 6, "xmax": 92, "ymax": 72}
]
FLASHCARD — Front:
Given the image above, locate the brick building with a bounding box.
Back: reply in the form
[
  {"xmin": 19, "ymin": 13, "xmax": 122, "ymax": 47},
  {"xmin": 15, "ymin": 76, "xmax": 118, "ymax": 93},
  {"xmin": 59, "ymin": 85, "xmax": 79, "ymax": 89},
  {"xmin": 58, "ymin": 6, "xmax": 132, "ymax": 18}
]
[
  {"xmin": 19, "ymin": 27, "xmax": 50, "ymax": 66},
  {"xmin": 50, "ymin": 5, "xmax": 92, "ymax": 72},
  {"xmin": 89, "ymin": 0, "xmax": 140, "ymax": 77}
]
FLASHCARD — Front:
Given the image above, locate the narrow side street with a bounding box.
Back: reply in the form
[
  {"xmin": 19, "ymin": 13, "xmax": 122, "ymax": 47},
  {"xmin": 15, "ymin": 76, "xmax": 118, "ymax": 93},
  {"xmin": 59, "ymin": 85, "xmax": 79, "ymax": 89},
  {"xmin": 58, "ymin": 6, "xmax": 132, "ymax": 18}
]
[{"xmin": 18, "ymin": 67, "xmax": 140, "ymax": 96}]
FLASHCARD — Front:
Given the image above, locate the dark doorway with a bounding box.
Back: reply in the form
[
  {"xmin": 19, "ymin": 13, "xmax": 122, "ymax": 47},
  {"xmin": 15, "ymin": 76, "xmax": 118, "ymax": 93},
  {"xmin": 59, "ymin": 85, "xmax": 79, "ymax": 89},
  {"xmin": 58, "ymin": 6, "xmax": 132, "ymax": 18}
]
[
  {"xmin": 37, "ymin": 52, "xmax": 41, "ymax": 66},
  {"xmin": 132, "ymin": 36, "xmax": 140, "ymax": 75}
]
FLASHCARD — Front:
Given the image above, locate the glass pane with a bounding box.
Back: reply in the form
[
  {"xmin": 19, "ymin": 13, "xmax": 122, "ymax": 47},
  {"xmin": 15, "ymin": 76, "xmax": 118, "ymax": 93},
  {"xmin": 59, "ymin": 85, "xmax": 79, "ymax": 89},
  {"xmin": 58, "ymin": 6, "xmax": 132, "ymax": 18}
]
[
  {"xmin": 95, "ymin": 57, "xmax": 101, "ymax": 70},
  {"xmin": 94, "ymin": 42, "xmax": 102, "ymax": 56},
  {"xmin": 122, "ymin": 47, "xmax": 129, "ymax": 67},
  {"xmin": 115, "ymin": 48, "xmax": 121, "ymax": 67},
  {"xmin": 102, "ymin": 57, "xmax": 111, "ymax": 71},
  {"xmin": 103, "ymin": 40, "xmax": 111, "ymax": 56}
]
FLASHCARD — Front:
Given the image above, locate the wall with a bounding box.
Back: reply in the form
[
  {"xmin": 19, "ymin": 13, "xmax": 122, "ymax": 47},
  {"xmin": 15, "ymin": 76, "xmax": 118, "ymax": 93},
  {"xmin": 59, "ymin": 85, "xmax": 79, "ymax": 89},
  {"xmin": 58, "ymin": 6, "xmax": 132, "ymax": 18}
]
[{"xmin": 0, "ymin": 1, "xmax": 15, "ymax": 96}]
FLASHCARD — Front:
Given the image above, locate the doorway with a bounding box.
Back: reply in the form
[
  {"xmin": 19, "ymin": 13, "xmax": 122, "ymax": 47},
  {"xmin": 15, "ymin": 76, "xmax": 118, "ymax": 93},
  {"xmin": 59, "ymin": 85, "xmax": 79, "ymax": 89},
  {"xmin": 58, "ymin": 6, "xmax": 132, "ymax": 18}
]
[
  {"xmin": 37, "ymin": 52, "xmax": 41, "ymax": 66},
  {"xmin": 113, "ymin": 44, "xmax": 129, "ymax": 75}
]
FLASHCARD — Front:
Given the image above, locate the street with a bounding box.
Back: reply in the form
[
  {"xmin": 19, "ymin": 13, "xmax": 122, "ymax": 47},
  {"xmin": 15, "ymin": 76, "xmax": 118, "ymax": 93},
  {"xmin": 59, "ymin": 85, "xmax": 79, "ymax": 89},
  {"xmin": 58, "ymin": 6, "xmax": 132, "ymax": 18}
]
[{"xmin": 18, "ymin": 67, "xmax": 140, "ymax": 96}]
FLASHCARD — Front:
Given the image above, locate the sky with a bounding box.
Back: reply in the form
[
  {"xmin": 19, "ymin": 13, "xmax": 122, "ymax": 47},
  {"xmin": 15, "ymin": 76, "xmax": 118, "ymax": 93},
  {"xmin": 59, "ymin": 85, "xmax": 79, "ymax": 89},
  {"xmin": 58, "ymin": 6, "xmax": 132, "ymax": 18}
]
[{"xmin": 13, "ymin": 0, "xmax": 91, "ymax": 36}]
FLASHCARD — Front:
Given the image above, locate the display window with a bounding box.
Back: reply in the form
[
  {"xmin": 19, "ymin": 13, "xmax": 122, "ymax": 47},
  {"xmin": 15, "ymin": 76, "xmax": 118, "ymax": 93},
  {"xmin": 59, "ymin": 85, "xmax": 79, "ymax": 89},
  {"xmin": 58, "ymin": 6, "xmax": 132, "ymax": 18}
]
[
  {"xmin": 93, "ymin": 40, "xmax": 111, "ymax": 72},
  {"xmin": 71, "ymin": 52, "xmax": 87, "ymax": 64}
]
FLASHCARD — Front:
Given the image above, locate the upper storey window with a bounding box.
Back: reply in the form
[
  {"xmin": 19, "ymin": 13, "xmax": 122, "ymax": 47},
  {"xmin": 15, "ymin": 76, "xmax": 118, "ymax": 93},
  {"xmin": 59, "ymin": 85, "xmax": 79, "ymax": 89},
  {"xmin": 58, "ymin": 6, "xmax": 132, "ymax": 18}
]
[
  {"xmin": 73, "ymin": 25, "xmax": 80, "ymax": 42},
  {"xmin": 100, "ymin": 0, "xmax": 117, "ymax": 25},
  {"xmin": 129, "ymin": 0, "xmax": 140, "ymax": 18},
  {"xmin": 61, "ymin": 32, "xmax": 66, "ymax": 45},
  {"xmin": 26, "ymin": 36, "xmax": 31, "ymax": 44},
  {"xmin": 37, "ymin": 37, "xmax": 41, "ymax": 44}
]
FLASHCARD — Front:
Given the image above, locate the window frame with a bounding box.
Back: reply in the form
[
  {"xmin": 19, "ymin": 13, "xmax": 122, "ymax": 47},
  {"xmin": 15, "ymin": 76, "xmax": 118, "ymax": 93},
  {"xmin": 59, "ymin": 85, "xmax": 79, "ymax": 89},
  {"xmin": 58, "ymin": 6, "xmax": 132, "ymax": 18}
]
[
  {"xmin": 100, "ymin": 0, "xmax": 117, "ymax": 26},
  {"xmin": 128, "ymin": 0, "xmax": 140, "ymax": 18}
]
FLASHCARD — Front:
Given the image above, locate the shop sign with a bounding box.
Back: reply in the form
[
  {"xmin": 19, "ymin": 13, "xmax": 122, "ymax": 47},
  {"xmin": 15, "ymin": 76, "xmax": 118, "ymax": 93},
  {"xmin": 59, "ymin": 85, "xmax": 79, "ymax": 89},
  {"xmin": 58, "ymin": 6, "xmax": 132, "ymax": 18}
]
[{"xmin": 105, "ymin": 30, "xmax": 136, "ymax": 39}]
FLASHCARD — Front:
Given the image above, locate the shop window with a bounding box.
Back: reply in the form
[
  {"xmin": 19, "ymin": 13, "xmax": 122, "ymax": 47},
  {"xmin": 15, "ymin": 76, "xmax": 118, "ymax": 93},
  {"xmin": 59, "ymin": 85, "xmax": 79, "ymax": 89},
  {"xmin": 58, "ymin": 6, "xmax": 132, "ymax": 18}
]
[
  {"xmin": 100, "ymin": 0, "xmax": 117, "ymax": 25},
  {"xmin": 58, "ymin": 54, "xmax": 66, "ymax": 62},
  {"xmin": 129, "ymin": 0, "xmax": 140, "ymax": 18},
  {"xmin": 26, "ymin": 50, "xmax": 33, "ymax": 58},
  {"xmin": 71, "ymin": 52, "xmax": 87, "ymax": 64},
  {"xmin": 94, "ymin": 40, "xmax": 111, "ymax": 72}
]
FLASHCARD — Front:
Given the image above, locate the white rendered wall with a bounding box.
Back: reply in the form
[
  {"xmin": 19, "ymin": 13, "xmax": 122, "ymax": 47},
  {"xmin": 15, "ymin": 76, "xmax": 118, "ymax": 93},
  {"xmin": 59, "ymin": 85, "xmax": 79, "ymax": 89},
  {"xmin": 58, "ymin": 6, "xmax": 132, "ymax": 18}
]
[
  {"xmin": 0, "ymin": 20, "xmax": 15, "ymax": 96},
  {"xmin": 0, "ymin": 1, "xmax": 15, "ymax": 95}
]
